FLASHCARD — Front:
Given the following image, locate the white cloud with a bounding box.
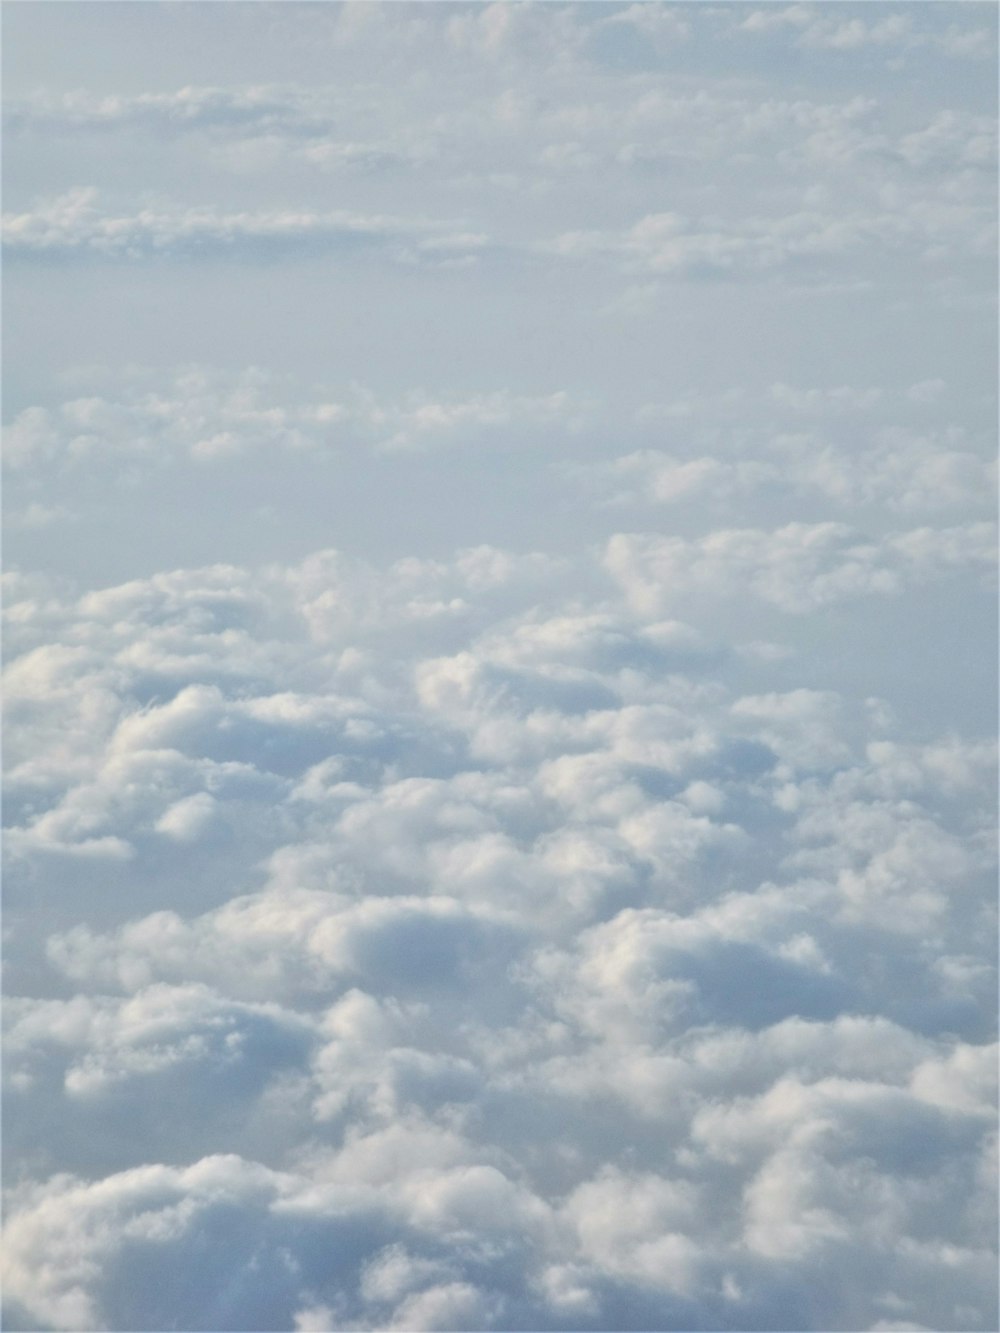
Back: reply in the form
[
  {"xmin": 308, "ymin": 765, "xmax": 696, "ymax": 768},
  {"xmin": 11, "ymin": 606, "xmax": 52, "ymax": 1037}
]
[
  {"xmin": 3, "ymin": 7, "xmax": 996, "ymax": 1331},
  {"xmin": 739, "ymin": 6, "xmax": 994, "ymax": 61},
  {"xmin": 548, "ymin": 200, "xmax": 996, "ymax": 279},
  {"xmin": 2, "ymin": 188, "xmax": 487, "ymax": 262},
  {"xmin": 6, "ymin": 85, "xmax": 339, "ymax": 136},
  {"xmin": 154, "ymin": 791, "xmax": 217, "ymax": 842},
  {"xmin": 604, "ymin": 521, "xmax": 995, "ymax": 615},
  {"xmin": 3, "ymin": 370, "xmax": 590, "ymax": 472}
]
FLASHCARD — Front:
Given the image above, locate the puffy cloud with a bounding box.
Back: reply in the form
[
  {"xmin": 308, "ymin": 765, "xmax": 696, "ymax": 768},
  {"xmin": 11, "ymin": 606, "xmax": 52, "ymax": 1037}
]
[
  {"xmin": 47, "ymin": 890, "xmax": 521, "ymax": 1008},
  {"xmin": 604, "ymin": 520, "xmax": 996, "ymax": 616},
  {"xmin": 3, "ymin": 6, "xmax": 996, "ymax": 1330},
  {"xmin": 5, "ymin": 1003, "xmax": 996, "ymax": 1331},
  {"xmin": 154, "ymin": 791, "xmax": 218, "ymax": 842}
]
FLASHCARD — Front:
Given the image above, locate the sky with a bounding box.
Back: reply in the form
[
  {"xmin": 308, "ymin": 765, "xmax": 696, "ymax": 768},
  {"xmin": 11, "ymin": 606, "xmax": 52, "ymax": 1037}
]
[{"xmin": 1, "ymin": 3, "xmax": 997, "ymax": 1330}]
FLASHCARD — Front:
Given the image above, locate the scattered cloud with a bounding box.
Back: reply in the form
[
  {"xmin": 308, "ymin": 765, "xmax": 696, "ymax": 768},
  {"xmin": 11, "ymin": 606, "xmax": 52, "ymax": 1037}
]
[
  {"xmin": 3, "ymin": 369, "xmax": 589, "ymax": 471},
  {"xmin": 2, "ymin": 188, "xmax": 488, "ymax": 263},
  {"xmin": 547, "ymin": 201, "xmax": 995, "ymax": 279}
]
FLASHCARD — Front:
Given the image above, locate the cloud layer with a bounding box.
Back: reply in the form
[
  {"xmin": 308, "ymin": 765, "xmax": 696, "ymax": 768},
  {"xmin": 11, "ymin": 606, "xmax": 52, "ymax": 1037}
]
[
  {"xmin": 4, "ymin": 530, "xmax": 996, "ymax": 1330},
  {"xmin": 3, "ymin": 4, "xmax": 997, "ymax": 1331}
]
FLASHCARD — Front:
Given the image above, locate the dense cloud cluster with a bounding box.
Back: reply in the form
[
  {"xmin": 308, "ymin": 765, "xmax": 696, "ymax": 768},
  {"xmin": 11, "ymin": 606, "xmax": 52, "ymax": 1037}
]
[
  {"xmin": 4, "ymin": 530, "xmax": 996, "ymax": 1330},
  {"xmin": 3, "ymin": 4, "xmax": 997, "ymax": 1331}
]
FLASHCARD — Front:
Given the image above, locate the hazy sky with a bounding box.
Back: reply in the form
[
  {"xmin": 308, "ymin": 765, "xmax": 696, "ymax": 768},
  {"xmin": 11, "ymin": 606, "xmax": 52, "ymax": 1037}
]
[{"xmin": 2, "ymin": 5, "xmax": 997, "ymax": 1331}]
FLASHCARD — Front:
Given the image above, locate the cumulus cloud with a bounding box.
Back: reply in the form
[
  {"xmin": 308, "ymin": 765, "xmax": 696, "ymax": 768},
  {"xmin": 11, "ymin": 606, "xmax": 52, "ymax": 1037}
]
[
  {"xmin": 4, "ymin": 538, "xmax": 996, "ymax": 1332},
  {"xmin": 4, "ymin": 413, "xmax": 996, "ymax": 1332},
  {"xmin": 3, "ymin": 4, "xmax": 997, "ymax": 1331},
  {"xmin": 578, "ymin": 436, "xmax": 995, "ymax": 515},
  {"xmin": 604, "ymin": 520, "xmax": 996, "ymax": 616}
]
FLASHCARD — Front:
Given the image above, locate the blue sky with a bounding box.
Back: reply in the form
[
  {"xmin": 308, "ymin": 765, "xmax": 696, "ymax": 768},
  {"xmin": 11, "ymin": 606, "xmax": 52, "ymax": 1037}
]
[{"xmin": 2, "ymin": 5, "xmax": 997, "ymax": 1331}]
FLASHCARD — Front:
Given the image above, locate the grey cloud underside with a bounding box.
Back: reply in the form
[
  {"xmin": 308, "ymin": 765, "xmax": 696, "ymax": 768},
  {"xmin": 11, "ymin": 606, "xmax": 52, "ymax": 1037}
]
[{"xmin": 2, "ymin": 4, "xmax": 997, "ymax": 1332}]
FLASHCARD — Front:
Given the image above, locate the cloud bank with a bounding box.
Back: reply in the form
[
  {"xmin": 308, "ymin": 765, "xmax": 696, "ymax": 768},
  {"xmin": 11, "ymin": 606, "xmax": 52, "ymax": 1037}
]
[
  {"xmin": 4, "ymin": 531, "xmax": 996, "ymax": 1330},
  {"xmin": 3, "ymin": 3, "xmax": 996, "ymax": 1331}
]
